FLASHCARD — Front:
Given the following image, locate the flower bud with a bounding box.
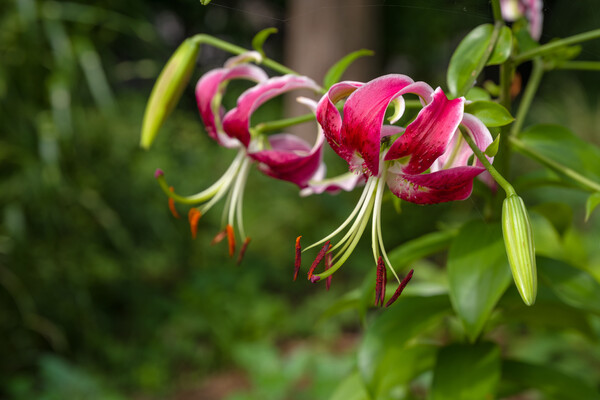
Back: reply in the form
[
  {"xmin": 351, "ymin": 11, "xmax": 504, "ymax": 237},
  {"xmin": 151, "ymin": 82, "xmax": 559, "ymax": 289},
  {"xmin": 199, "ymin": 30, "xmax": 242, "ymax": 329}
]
[
  {"xmin": 140, "ymin": 38, "xmax": 200, "ymax": 149},
  {"xmin": 502, "ymin": 194, "xmax": 537, "ymax": 306}
]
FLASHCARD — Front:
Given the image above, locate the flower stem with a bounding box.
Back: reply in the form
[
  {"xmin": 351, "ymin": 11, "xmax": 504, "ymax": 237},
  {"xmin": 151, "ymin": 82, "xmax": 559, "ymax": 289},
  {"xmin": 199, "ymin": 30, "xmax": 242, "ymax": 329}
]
[
  {"xmin": 554, "ymin": 61, "xmax": 600, "ymax": 71},
  {"xmin": 490, "ymin": 0, "xmax": 502, "ymax": 23},
  {"xmin": 460, "ymin": 128, "xmax": 516, "ymax": 197},
  {"xmin": 191, "ymin": 34, "xmax": 297, "ymax": 75},
  {"xmin": 514, "ymin": 28, "xmax": 600, "ymax": 64},
  {"xmin": 510, "ymin": 58, "xmax": 544, "ymax": 137}
]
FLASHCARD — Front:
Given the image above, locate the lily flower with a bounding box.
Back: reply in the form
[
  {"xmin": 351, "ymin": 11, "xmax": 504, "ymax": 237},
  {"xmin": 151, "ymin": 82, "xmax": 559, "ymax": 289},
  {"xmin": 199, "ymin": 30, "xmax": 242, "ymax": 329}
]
[
  {"xmin": 156, "ymin": 52, "xmax": 358, "ymax": 261},
  {"xmin": 299, "ymin": 74, "xmax": 494, "ymax": 305},
  {"xmin": 500, "ymin": 0, "xmax": 543, "ymax": 40}
]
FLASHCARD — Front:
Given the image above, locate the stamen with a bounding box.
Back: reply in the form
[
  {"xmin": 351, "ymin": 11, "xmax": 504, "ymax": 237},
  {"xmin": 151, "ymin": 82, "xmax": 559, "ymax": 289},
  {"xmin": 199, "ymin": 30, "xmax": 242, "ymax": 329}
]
[
  {"xmin": 237, "ymin": 237, "xmax": 251, "ymax": 265},
  {"xmin": 307, "ymin": 241, "xmax": 330, "ymax": 281},
  {"xmin": 294, "ymin": 236, "xmax": 302, "ymax": 281},
  {"xmin": 168, "ymin": 187, "xmax": 180, "ymax": 219},
  {"xmin": 385, "ymin": 269, "xmax": 414, "ymax": 307},
  {"xmin": 211, "ymin": 228, "xmax": 228, "ymax": 245},
  {"xmin": 188, "ymin": 208, "xmax": 202, "ymax": 239},
  {"xmin": 324, "ymin": 252, "xmax": 333, "ymax": 290},
  {"xmin": 226, "ymin": 224, "xmax": 235, "ymax": 257},
  {"xmin": 375, "ymin": 256, "xmax": 387, "ymax": 307}
]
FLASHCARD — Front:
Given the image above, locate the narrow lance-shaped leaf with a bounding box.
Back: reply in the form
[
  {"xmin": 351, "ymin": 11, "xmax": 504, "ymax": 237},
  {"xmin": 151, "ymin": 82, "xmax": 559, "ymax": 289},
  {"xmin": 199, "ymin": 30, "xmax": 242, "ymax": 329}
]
[
  {"xmin": 465, "ymin": 101, "xmax": 514, "ymax": 127},
  {"xmin": 323, "ymin": 49, "xmax": 374, "ymax": 89},
  {"xmin": 487, "ymin": 26, "xmax": 513, "ymax": 65},
  {"xmin": 251, "ymin": 27, "xmax": 278, "ymax": 58},
  {"xmin": 140, "ymin": 38, "xmax": 199, "ymax": 149},
  {"xmin": 585, "ymin": 192, "xmax": 600, "ymax": 221}
]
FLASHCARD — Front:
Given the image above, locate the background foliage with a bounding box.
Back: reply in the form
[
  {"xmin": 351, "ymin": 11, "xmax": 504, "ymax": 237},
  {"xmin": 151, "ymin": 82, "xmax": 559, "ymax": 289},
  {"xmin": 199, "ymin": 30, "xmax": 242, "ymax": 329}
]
[{"xmin": 1, "ymin": 0, "xmax": 600, "ymax": 399}]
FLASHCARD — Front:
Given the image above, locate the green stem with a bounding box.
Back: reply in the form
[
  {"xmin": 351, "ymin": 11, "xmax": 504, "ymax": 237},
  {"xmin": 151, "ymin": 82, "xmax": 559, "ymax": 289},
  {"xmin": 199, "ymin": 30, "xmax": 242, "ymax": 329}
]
[
  {"xmin": 460, "ymin": 128, "xmax": 516, "ymax": 196},
  {"xmin": 490, "ymin": 0, "xmax": 503, "ymax": 23},
  {"xmin": 509, "ymin": 137, "xmax": 600, "ymax": 193},
  {"xmin": 514, "ymin": 28, "xmax": 600, "ymax": 64},
  {"xmin": 510, "ymin": 58, "xmax": 544, "ymax": 137},
  {"xmin": 457, "ymin": 21, "xmax": 504, "ymax": 98},
  {"xmin": 554, "ymin": 61, "xmax": 600, "ymax": 71},
  {"xmin": 191, "ymin": 34, "xmax": 298, "ymax": 75}
]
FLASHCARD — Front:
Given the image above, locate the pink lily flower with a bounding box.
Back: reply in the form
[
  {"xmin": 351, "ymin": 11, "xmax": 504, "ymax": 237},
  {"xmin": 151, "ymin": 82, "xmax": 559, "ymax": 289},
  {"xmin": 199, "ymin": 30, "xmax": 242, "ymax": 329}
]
[
  {"xmin": 156, "ymin": 53, "xmax": 360, "ymax": 261},
  {"xmin": 298, "ymin": 74, "xmax": 493, "ymax": 305},
  {"xmin": 500, "ymin": 0, "xmax": 544, "ymax": 40}
]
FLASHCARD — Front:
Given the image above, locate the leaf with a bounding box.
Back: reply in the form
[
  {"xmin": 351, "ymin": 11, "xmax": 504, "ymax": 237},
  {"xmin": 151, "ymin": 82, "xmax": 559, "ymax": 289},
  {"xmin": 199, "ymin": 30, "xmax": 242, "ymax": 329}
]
[
  {"xmin": 465, "ymin": 87, "xmax": 491, "ymax": 101},
  {"xmin": 329, "ymin": 371, "xmax": 370, "ymax": 400},
  {"xmin": 358, "ymin": 295, "xmax": 451, "ymax": 397},
  {"xmin": 430, "ymin": 342, "xmax": 501, "ymax": 400},
  {"xmin": 199, "ymin": 0, "xmax": 212, "ymax": 5},
  {"xmin": 251, "ymin": 27, "xmax": 278, "ymax": 58},
  {"xmin": 538, "ymin": 256, "xmax": 600, "ymax": 314},
  {"xmin": 447, "ymin": 24, "xmax": 494, "ymax": 98},
  {"xmin": 531, "ymin": 202, "xmax": 572, "ymax": 236},
  {"xmin": 515, "ymin": 124, "xmax": 600, "ymax": 191},
  {"xmin": 487, "ymin": 26, "xmax": 512, "ymax": 65},
  {"xmin": 529, "ymin": 211, "xmax": 563, "ymax": 259},
  {"xmin": 585, "ymin": 192, "xmax": 600, "ymax": 221},
  {"xmin": 464, "ymin": 101, "xmax": 514, "ymax": 127},
  {"xmin": 502, "ymin": 360, "xmax": 600, "ymax": 400},
  {"xmin": 485, "ymin": 135, "xmax": 500, "ymax": 157},
  {"xmin": 323, "ymin": 49, "xmax": 374, "ymax": 89},
  {"xmin": 447, "ymin": 221, "xmax": 511, "ymax": 342},
  {"xmin": 318, "ymin": 289, "xmax": 361, "ymax": 322},
  {"xmin": 387, "ymin": 229, "xmax": 458, "ymax": 272}
]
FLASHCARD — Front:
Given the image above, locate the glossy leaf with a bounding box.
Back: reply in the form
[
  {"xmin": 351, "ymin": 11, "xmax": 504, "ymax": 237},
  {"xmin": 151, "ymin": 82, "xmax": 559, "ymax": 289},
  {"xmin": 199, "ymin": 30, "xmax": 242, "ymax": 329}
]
[
  {"xmin": 465, "ymin": 87, "xmax": 491, "ymax": 101},
  {"xmin": 388, "ymin": 229, "xmax": 458, "ymax": 272},
  {"xmin": 430, "ymin": 342, "xmax": 501, "ymax": 400},
  {"xmin": 358, "ymin": 295, "xmax": 451, "ymax": 397},
  {"xmin": 323, "ymin": 49, "xmax": 374, "ymax": 89},
  {"xmin": 329, "ymin": 371, "xmax": 370, "ymax": 400},
  {"xmin": 502, "ymin": 360, "xmax": 600, "ymax": 400},
  {"xmin": 447, "ymin": 24, "xmax": 493, "ymax": 98},
  {"xmin": 538, "ymin": 256, "xmax": 600, "ymax": 314},
  {"xmin": 485, "ymin": 134, "xmax": 500, "ymax": 157},
  {"xmin": 251, "ymin": 27, "xmax": 278, "ymax": 58},
  {"xmin": 531, "ymin": 202, "xmax": 572, "ymax": 236},
  {"xmin": 464, "ymin": 101, "xmax": 514, "ymax": 127},
  {"xmin": 448, "ymin": 221, "xmax": 511, "ymax": 342},
  {"xmin": 487, "ymin": 26, "xmax": 512, "ymax": 65},
  {"xmin": 585, "ymin": 192, "xmax": 600, "ymax": 221},
  {"xmin": 515, "ymin": 124, "xmax": 600, "ymax": 191}
]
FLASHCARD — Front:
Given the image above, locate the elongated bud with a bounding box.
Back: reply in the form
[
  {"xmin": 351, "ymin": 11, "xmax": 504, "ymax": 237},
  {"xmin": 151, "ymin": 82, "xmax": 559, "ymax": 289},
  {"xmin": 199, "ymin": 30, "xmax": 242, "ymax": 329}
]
[
  {"xmin": 140, "ymin": 38, "xmax": 200, "ymax": 149},
  {"xmin": 502, "ymin": 195, "xmax": 537, "ymax": 306}
]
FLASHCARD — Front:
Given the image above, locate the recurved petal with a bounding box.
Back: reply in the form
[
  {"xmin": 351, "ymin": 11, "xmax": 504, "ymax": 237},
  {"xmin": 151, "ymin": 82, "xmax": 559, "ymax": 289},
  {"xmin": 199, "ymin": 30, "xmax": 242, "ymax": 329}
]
[
  {"xmin": 300, "ymin": 170, "xmax": 365, "ymax": 197},
  {"xmin": 386, "ymin": 165, "xmax": 485, "ymax": 204},
  {"xmin": 385, "ymin": 87, "xmax": 465, "ymax": 174},
  {"xmin": 222, "ymin": 75, "xmax": 321, "ymax": 147},
  {"xmin": 196, "ymin": 64, "xmax": 268, "ymax": 147}
]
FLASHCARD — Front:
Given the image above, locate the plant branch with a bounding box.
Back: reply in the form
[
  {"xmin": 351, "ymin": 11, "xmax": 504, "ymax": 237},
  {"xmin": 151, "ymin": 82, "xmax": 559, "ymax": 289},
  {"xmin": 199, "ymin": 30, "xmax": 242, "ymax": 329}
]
[
  {"xmin": 554, "ymin": 61, "xmax": 600, "ymax": 71},
  {"xmin": 510, "ymin": 58, "xmax": 544, "ymax": 137},
  {"xmin": 514, "ymin": 29, "xmax": 600, "ymax": 64}
]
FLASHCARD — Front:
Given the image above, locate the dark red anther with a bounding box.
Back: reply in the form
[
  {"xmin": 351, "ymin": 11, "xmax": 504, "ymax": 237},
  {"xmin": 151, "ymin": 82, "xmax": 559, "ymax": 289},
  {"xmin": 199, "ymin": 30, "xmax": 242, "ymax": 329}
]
[
  {"xmin": 307, "ymin": 241, "xmax": 330, "ymax": 281},
  {"xmin": 324, "ymin": 252, "xmax": 333, "ymax": 291},
  {"xmin": 375, "ymin": 256, "xmax": 387, "ymax": 307},
  {"xmin": 188, "ymin": 208, "xmax": 202, "ymax": 239},
  {"xmin": 385, "ymin": 269, "xmax": 414, "ymax": 307},
  {"xmin": 294, "ymin": 236, "xmax": 302, "ymax": 281},
  {"xmin": 237, "ymin": 237, "xmax": 251, "ymax": 265},
  {"xmin": 168, "ymin": 187, "xmax": 180, "ymax": 219}
]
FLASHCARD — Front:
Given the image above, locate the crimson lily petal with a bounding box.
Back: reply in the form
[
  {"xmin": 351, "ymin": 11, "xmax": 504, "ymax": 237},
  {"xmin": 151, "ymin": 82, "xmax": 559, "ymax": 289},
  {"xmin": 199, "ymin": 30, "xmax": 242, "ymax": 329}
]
[
  {"xmin": 222, "ymin": 75, "xmax": 321, "ymax": 147},
  {"xmin": 386, "ymin": 165, "xmax": 485, "ymax": 204},
  {"xmin": 299, "ymin": 168, "xmax": 366, "ymax": 196},
  {"xmin": 196, "ymin": 64, "xmax": 268, "ymax": 148},
  {"xmin": 385, "ymin": 88, "xmax": 465, "ymax": 174}
]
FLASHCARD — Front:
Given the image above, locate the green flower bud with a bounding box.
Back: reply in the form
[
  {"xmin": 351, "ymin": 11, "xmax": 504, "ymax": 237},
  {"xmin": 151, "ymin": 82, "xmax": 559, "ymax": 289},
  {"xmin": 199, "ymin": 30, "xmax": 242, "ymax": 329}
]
[
  {"xmin": 502, "ymin": 194, "xmax": 537, "ymax": 306},
  {"xmin": 140, "ymin": 38, "xmax": 199, "ymax": 149}
]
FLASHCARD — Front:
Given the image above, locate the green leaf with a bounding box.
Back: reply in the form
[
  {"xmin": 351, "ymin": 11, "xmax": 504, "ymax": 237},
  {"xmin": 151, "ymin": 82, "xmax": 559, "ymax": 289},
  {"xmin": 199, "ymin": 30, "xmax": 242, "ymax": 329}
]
[
  {"xmin": 487, "ymin": 26, "xmax": 512, "ymax": 65},
  {"xmin": 199, "ymin": 0, "xmax": 212, "ymax": 5},
  {"xmin": 447, "ymin": 24, "xmax": 494, "ymax": 98},
  {"xmin": 388, "ymin": 229, "xmax": 458, "ymax": 272},
  {"xmin": 502, "ymin": 360, "xmax": 600, "ymax": 400},
  {"xmin": 531, "ymin": 202, "xmax": 572, "ymax": 236},
  {"xmin": 358, "ymin": 295, "xmax": 451, "ymax": 397},
  {"xmin": 512, "ymin": 19, "xmax": 539, "ymax": 53},
  {"xmin": 329, "ymin": 371, "xmax": 370, "ymax": 400},
  {"xmin": 464, "ymin": 101, "xmax": 514, "ymax": 127},
  {"xmin": 318, "ymin": 289, "xmax": 361, "ymax": 322},
  {"xmin": 485, "ymin": 135, "xmax": 500, "ymax": 157},
  {"xmin": 251, "ymin": 27, "xmax": 278, "ymax": 58},
  {"xmin": 447, "ymin": 221, "xmax": 511, "ymax": 342},
  {"xmin": 430, "ymin": 342, "xmax": 501, "ymax": 400},
  {"xmin": 585, "ymin": 192, "xmax": 600, "ymax": 221},
  {"xmin": 323, "ymin": 49, "xmax": 374, "ymax": 89},
  {"xmin": 514, "ymin": 124, "xmax": 600, "ymax": 192},
  {"xmin": 465, "ymin": 87, "xmax": 491, "ymax": 101},
  {"xmin": 538, "ymin": 256, "xmax": 600, "ymax": 314}
]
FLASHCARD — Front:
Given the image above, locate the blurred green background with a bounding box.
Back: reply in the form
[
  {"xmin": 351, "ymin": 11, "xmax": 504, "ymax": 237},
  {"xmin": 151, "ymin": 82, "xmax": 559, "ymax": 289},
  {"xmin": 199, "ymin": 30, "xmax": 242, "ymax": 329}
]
[{"xmin": 1, "ymin": 1, "xmax": 600, "ymax": 399}]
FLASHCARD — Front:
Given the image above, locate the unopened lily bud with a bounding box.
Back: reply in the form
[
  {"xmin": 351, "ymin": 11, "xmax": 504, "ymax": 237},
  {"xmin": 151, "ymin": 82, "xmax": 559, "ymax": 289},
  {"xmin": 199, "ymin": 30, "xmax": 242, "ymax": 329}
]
[
  {"xmin": 140, "ymin": 38, "xmax": 200, "ymax": 149},
  {"xmin": 502, "ymin": 194, "xmax": 537, "ymax": 306}
]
